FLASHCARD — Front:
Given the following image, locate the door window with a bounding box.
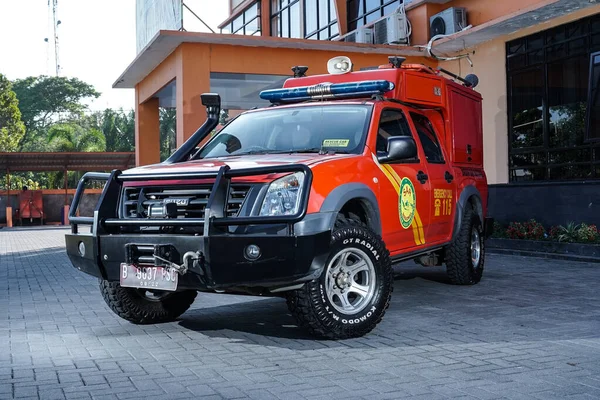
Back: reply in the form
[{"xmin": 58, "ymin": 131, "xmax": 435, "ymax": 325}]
[
  {"xmin": 410, "ymin": 113, "xmax": 445, "ymax": 163},
  {"xmin": 376, "ymin": 109, "xmax": 417, "ymax": 161}
]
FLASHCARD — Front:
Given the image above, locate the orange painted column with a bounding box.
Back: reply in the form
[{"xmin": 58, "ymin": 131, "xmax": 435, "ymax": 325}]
[
  {"xmin": 62, "ymin": 205, "xmax": 70, "ymax": 225},
  {"xmin": 135, "ymin": 94, "xmax": 161, "ymax": 166},
  {"xmin": 334, "ymin": 0, "xmax": 348, "ymax": 36},
  {"xmin": 176, "ymin": 44, "xmax": 211, "ymax": 148},
  {"xmin": 260, "ymin": 0, "xmax": 270, "ymax": 36},
  {"xmin": 6, "ymin": 207, "xmax": 12, "ymax": 228},
  {"xmin": 407, "ymin": 3, "xmax": 444, "ymax": 47}
]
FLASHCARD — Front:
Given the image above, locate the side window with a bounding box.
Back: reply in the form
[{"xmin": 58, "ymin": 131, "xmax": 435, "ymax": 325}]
[
  {"xmin": 410, "ymin": 113, "xmax": 445, "ymax": 163},
  {"xmin": 376, "ymin": 109, "xmax": 415, "ymax": 159}
]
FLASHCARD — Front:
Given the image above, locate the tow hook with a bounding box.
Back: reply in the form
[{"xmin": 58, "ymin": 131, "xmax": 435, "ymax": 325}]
[{"xmin": 153, "ymin": 251, "xmax": 201, "ymax": 276}]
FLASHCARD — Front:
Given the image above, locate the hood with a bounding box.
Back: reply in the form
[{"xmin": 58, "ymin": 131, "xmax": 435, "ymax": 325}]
[{"xmin": 121, "ymin": 153, "xmax": 356, "ymax": 176}]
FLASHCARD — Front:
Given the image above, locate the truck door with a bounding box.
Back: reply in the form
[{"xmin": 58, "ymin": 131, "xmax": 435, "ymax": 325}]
[
  {"xmin": 372, "ymin": 107, "xmax": 431, "ymax": 251},
  {"xmin": 408, "ymin": 112, "xmax": 455, "ymax": 244}
]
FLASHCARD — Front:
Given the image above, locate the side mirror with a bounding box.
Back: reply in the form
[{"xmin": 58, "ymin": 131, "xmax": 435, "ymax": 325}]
[{"xmin": 378, "ymin": 136, "xmax": 417, "ymax": 163}]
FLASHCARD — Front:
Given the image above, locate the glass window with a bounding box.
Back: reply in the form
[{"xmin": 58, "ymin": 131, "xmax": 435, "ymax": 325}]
[
  {"xmin": 305, "ymin": 0, "xmax": 317, "ymax": 34},
  {"xmin": 410, "ymin": 113, "xmax": 444, "ymax": 163},
  {"xmin": 232, "ymin": 15, "xmax": 243, "ymax": 33},
  {"xmin": 223, "ymin": 1, "xmax": 261, "ymax": 36},
  {"xmin": 303, "ymin": 0, "xmax": 338, "ymax": 40},
  {"xmin": 506, "ymin": 15, "xmax": 600, "ymax": 181},
  {"xmin": 290, "ymin": 2, "xmax": 300, "ymax": 37},
  {"xmin": 209, "ymin": 72, "xmax": 289, "ymax": 110},
  {"xmin": 376, "ymin": 109, "xmax": 414, "ymax": 158},
  {"xmin": 272, "ymin": 0, "xmax": 300, "ymax": 38},
  {"xmin": 195, "ymin": 105, "xmax": 371, "ymax": 159},
  {"xmin": 548, "ymin": 56, "xmax": 588, "ymax": 148},
  {"xmin": 587, "ymin": 53, "xmax": 600, "ymax": 141},
  {"xmin": 510, "ymin": 68, "xmax": 544, "ymax": 149},
  {"xmin": 347, "ymin": 0, "xmax": 401, "ymax": 30}
]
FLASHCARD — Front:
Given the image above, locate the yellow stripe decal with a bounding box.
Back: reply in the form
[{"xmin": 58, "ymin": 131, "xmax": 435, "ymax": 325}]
[
  {"xmin": 413, "ymin": 209, "xmax": 426, "ymax": 245},
  {"xmin": 382, "ymin": 164, "xmax": 425, "ymax": 246},
  {"xmin": 371, "ymin": 154, "xmax": 425, "ymax": 246}
]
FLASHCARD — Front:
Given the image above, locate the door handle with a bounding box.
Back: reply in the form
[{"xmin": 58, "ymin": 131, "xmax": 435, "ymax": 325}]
[
  {"xmin": 445, "ymin": 171, "xmax": 454, "ymax": 183},
  {"xmin": 416, "ymin": 171, "xmax": 428, "ymax": 184}
]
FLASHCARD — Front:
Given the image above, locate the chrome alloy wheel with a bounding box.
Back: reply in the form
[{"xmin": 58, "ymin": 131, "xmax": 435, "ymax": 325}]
[
  {"xmin": 471, "ymin": 229, "xmax": 482, "ymax": 267},
  {"xmin": 324, "ymin": 248, "xmax": 377, "ymax": 315}
]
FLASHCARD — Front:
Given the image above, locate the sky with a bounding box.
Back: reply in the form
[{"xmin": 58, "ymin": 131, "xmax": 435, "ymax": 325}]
[{"xmin": 0, "ymin": 0, "xmax": 228, "ymax": 113}]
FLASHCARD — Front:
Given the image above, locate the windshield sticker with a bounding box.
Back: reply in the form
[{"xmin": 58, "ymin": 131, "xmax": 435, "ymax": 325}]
[{"xmin": 322, "ymin": 139, "xmax": 350, "ymax": 147}]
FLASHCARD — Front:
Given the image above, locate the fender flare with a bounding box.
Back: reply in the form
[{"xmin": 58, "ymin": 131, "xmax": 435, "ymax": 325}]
[
  {"xmin": 452, "ymin": 185, "xmax": 483, "ymax": 242},
  {"xmin": 319, "ymin": 183, "xmax": 382, "ymax": 235}
]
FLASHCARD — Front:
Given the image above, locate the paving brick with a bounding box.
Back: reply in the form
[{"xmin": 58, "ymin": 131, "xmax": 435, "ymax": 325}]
[{"xmin": 2, "ymin": 228, "xmax": 600, "ymax": 400}]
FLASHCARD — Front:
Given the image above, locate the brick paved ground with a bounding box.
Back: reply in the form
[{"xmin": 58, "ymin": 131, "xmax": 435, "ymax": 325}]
[{"xmin": 1, "ymin": 227, "xmax": 600, "ymax": 400}]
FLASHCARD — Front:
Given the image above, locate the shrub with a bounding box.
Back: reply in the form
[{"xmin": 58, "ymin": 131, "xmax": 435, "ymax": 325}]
[
  {"xmin": 505, "ymin": 219, "xmax": 546, "ymax": 240},
  {"xmin": 491, "ymin": 221, "xmax": 507, "ymax": 238},
  {"xmin": 576, "ymin": 223, "xmax": 599, "ymax": 243},
  {"xmin": 548, "ymin": 225, "xmax": 562, "ymax": 241}
]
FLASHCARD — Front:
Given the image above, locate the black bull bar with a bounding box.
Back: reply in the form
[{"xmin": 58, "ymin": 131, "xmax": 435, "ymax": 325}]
[
  {"xmin": 68, "ymin": 164, "xmax": 313, "ymax": 235},
  {"xmin": 65, "ymin": 164, "xmax": 332, "ymax": 290}
]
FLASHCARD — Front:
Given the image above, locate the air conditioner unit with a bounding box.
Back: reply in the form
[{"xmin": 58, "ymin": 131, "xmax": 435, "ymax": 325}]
[
  {"xmin": 372, "ymin": 12, "xmax": 409, "ymax": 45},
  {"xmin": 429, "ymin": 7, "xmax": 467, "ymax": 39},
  {"xmin": 340, "ymin": 27, "xmax": 374, "ymax": 44}
]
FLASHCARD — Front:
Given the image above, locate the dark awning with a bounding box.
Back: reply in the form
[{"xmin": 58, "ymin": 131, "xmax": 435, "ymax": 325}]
[{"xmin": 0, "ymin": 152, "xmax": 136, "ymax": 172}]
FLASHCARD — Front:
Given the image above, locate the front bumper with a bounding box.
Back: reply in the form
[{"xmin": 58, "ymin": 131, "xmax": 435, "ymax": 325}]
[
  {"xmin": 65, "ymin": 229, "xmax": 331, "ymax": 291},
  {"xmin": 65, "ymin": 164, "xmax": 333, "ymax": 292}
]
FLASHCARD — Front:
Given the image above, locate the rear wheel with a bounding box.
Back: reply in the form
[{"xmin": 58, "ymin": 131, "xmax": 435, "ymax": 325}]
[
  {"xmin": 445, "ymin": 204, "xmax": 485, "ymax": 285},
  {"xmin": 99, "ymin": 280, "xmax": 197, "ymax": 324},
  {"xmin": 286, "ymin": 214, "xmax": 394, "ymax": 339}
]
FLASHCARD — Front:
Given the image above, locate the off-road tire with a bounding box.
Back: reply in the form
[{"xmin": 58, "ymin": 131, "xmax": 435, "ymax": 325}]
[
  {"xmin": 445, "ymin": 204, "xmax": 485, "ymax": 285},
  {"xmin": 99, "ymin": 280, "xmax": 197, "ymax": 324},
  {"xmin": 286, "ymin": 214, "xmax": 394, "ymax": 339}
]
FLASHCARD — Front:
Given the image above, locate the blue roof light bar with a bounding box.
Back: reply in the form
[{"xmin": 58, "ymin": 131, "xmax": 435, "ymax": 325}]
[{"xmin": 259, "ymin": 80, "xmax": 395, "ymax": 103}]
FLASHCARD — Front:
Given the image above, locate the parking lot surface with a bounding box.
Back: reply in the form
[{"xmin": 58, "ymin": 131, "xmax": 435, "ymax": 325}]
[{"xmin": 1, "ymin": 227, "xmax": 600, "ymax": 400}]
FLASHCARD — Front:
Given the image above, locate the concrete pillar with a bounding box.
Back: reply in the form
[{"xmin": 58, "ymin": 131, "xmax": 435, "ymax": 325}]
[
  {"xmin": 176, "ymin": 44, "xmax": 211, "ymax": 148},
  {"xmin": 135, "ymin": 95, "xmax": 161, "ymax": 166}
]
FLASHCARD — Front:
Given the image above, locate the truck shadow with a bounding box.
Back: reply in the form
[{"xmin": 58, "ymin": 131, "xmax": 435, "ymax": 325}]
[{"xmin": 177, "ymin": 266, "xmax": 451, "ymax": 346}]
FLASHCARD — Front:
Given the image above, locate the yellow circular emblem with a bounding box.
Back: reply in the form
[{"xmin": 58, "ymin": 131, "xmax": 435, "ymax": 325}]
[{"xmin": 399, "ymin": 177, "xmax": 416, "ymax": 229}]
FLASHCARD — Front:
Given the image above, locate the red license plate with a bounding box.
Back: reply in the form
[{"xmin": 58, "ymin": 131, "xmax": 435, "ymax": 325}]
[{"xmin": 119, "ymin": 263, "xmax": 178, "ymax": 291}]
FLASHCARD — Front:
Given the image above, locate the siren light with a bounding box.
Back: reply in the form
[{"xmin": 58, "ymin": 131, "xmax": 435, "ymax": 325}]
[{"xmin": 259, "ymin": 80, "xmax": 394, "ymax": 103}]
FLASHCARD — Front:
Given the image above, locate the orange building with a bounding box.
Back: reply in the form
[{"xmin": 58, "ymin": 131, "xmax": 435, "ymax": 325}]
[{"xmin": 115, "ymin": 0, "xmax": 600, "ymax": 227}]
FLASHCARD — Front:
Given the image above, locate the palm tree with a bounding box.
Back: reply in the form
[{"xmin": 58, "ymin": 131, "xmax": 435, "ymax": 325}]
[
  {"xmin": 46, "ymin": 122, "xmax": 107, "ymax": 188},
  {"xmin": 47, "ymin": 122, "xmax": 106, "ymax": 152}
]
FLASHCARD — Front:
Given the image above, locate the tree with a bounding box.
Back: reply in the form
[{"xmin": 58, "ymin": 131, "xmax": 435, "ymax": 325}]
[
  {"xmin": 0, "ymin": 73, "xmax": 26, "ymax": 151},
  {"xmin": 160, "ymin": 108, "xmax": 176, "ymax": 161},
  {"xmin": 12, "ymin": 75, "xmax": 100, "ymax": 149},
  {"xmin": 47, "ymin": 122, "xmax": 106, "ymax": 152},
  {"xmin": 98, "ymin": 108, "xmax": 135, "ymax": 152}
]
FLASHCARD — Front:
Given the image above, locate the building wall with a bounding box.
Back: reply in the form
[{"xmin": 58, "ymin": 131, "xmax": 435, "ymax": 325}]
[
  {"xmin": 439, "ymin": 5, "xmax": 600, "ymax": 185},
  {"xmin": 439, "ymin": 6, "xmax": 600, "ymax": 227}
]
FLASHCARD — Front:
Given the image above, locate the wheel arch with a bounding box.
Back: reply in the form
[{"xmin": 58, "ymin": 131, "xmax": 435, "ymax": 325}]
[
  {"xmin": 452, "ymin": 186, "xmax": 483, "ymax": 242},
  {"xmin": 319, "ymin": 183, "xmax": 382, "ymax": 235}
]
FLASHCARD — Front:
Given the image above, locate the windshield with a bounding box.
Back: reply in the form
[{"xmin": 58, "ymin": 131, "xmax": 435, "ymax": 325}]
[{"xmin": 194, "ymin": 104, "xmax": 371, "ymax": 159}]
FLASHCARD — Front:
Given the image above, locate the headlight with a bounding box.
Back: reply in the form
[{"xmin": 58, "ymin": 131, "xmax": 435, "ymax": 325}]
[{"xmin": 259, "ymin": 172, "xmax": 305, "ymax": 216}]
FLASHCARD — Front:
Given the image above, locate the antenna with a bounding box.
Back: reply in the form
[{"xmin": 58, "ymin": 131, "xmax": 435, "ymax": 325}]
[
  {"xmin": 46, "ymin": 0, "xmax": 61, "ymax": 76},
  {"xmin": 52, "ymin": 0, "xmax": 61, "ymax": 76}
]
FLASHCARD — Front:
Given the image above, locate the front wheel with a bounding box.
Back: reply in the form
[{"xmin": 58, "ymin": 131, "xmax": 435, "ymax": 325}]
[
  {"xmin": 286, "ymin": 216, "xmax": 393, "ymax": 339},
  {"xmin": 99, "ymin": 280, "xmax": 197, "ymax": 324}
]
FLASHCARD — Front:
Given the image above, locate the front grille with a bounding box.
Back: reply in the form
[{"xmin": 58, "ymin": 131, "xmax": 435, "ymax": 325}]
[{"xmin": 121, "ymin": 184, "xmax": 251, "ymax": 220}]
